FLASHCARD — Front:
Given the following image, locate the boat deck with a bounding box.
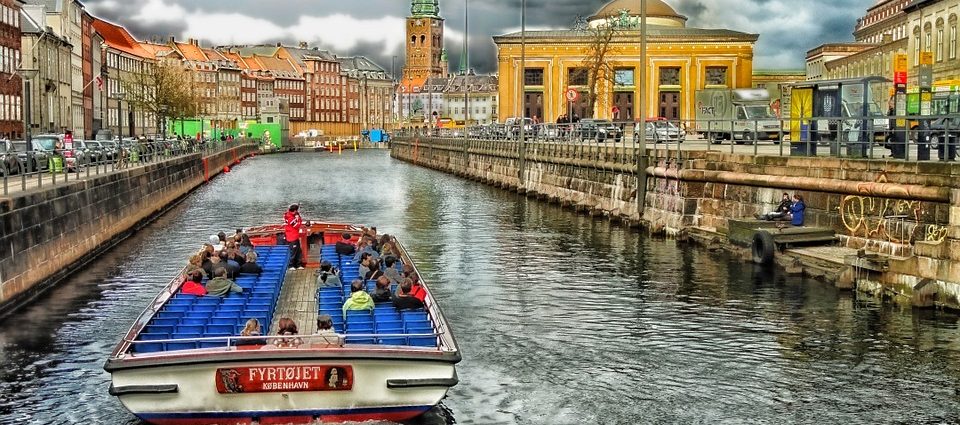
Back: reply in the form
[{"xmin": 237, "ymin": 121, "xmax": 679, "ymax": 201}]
[{"xmin": 270, "ymin": 269, "xmax": 318, "ymax": 335}]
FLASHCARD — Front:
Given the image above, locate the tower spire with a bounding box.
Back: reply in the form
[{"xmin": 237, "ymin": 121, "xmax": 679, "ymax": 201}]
[{"xmin": 411, "ymin": 0, "xmax": 440, "ymax": 17}]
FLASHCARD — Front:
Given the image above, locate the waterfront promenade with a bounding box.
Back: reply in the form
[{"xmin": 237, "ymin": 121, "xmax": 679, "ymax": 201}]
[{"xmin": 391, "ymin": 134, "xmax": 960, "ymax": 311}]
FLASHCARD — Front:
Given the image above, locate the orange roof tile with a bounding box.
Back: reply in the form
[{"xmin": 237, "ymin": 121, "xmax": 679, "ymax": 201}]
[
  {"xmin": 219, "ymin": 50, "xmax": 250, "ymax": 70},
  {"xmin": 92, "ymin": 19, "xmax": 153, "ymax": 59},
  {"xmin": 399, "ymin": 77, "xmax": 427, "ymax": 93},
  {"xmin": 174, "ymin": 41, "xmax": 208, "ymax": 62}
]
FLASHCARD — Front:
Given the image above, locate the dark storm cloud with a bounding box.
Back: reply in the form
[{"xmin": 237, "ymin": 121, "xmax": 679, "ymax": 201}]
[{"xmin": 84, "ymin": 0, "xmax": 868, "ymax": 74}]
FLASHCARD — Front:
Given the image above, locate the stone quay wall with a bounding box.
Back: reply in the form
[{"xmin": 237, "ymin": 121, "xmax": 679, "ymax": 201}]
[
  {"xmin": 391, "ymin": 137, "xmax": 960, "ymax": 310},
  {"xmin": 0, "ymin": 144, "xmax": 259, "ymax": 317}
]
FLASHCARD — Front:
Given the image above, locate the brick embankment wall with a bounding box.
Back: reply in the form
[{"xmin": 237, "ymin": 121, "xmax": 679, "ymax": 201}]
[
  {"xmin": 392, "ymin": 137, "xmax": 960, "ymax": 310},
  {"xmin": 0, "ymin": 144, "xmax": 259, "ymax": 318}
]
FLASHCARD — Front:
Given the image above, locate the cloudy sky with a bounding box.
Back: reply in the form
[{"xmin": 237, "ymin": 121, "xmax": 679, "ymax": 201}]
[{"xmin": 86, "ymin": 0, "xmax": 871, "ymax": 75}]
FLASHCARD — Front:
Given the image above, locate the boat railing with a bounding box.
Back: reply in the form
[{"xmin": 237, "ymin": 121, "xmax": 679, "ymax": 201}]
[
  {"xmin": 395, "ymin": 240, "xmax": 459, "ymax": 354},
  {"xmin": 124, "ymin": 331, "xmax": 448, "ymax": 352},
  {"xmin": 110, "ymin": 268, "xmax": 190, "ymax": 357}
]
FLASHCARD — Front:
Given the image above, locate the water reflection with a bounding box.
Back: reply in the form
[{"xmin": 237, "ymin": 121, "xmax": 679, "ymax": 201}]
[{"xmin": 0, "ymin": 150, "xmax": 959, "ymax": 424}]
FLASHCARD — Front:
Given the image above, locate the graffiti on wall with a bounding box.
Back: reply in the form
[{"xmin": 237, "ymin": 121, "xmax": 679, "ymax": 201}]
[{"xmin": 839, "ymin": 172, "xmax": 947, "ymax": 244}]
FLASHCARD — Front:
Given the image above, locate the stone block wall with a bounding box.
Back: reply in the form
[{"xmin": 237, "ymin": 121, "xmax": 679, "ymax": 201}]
[{"xmin": 0, "ymin": 144, "xmax": 258, "ymax": 316}]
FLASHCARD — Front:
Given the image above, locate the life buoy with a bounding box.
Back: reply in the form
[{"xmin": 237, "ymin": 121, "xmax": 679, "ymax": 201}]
[{"xmin": 752, "ymin": 231, "xmax": 776, "ymax": 265}]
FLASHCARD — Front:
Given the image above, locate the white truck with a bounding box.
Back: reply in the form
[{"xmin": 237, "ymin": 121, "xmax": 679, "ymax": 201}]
[{"xmin": 695, "ymin": 88, "xmax": 782, "ymax": 144}]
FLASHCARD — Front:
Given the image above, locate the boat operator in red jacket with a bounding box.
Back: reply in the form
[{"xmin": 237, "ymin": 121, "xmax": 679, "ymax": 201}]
[{"xmin": 284, "ymin": 204, "xmax": 306, "ymax": 270}]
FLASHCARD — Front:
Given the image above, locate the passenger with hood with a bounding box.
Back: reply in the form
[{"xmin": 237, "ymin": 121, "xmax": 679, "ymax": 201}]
[
  {"xmin": 284, "ymin": 204, "xmax": 305, "ymax": 270},
  {"xmin": 316, "ymin": 260, "xmax": 341, "ymax": 287},
  {"xmin": 342, "ymin": 279, "xmax": 375, "ymax": 317}
]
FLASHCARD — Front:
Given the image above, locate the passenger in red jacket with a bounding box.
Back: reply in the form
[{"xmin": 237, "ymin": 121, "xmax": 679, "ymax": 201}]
[
  {"xmin": 284, "ymin": 204, "xmax": 305, "ymax": 270},
  {"xmin": 181, "ymin": 270, "xmax": 207, "ymax": 296}
]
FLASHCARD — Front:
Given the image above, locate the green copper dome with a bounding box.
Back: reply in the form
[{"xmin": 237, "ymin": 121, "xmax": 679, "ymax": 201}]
[{"xmin": 411, "ymin": 0, "xmax": 440, "ymax": 17}]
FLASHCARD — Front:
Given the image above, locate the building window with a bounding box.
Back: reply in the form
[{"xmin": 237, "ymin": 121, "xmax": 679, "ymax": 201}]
[
  {"xmin": 914, "ymin": 26, "xmax": 921, "ymax": 64},
  {"xmin": 937, "ymin": 27, "xmax": 944, "ymax": 62},
  {"xmin": 614, "ymin": 68, "xmax": 635, "ymax": 87},
  {"xmin": 524, "ymin": 68, "xmax": 544, "ymax": 86},
  {"xmin": 952, "ymin": 22, "xmax": 958, "ymax": 60},
  {"xmin": 705, "ymin": 66, "xmax": 728, "ymax": 86},
  {"xmin": 568, "ymin": 68, "xmax": 588, "ymax": 86},
  {"xmin": 659, "ymin": 67, "xmax": 680, "ymax": 86}
]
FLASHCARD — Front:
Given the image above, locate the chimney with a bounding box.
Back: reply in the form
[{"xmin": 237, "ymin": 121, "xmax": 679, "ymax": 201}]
[
  {"xmin": 299, "ymin": 41, "xmax": 308, "ymax": 49},
  {"xmin": 276, "ymin": 42, "xmax": 282, "ymax": 47},
  {"xmin": 168, "ymin": 35, "xmax": 175, "ymax": 43}
]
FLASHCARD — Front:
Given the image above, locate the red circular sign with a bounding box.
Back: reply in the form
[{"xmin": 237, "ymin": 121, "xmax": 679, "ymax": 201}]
[{"xmin": 564, "ymin": 88, "xmax": 580, "ymax": 102}]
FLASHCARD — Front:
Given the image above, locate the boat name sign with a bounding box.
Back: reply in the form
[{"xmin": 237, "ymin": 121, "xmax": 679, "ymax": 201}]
[{"xmin": 216, "ymin": 365, "xmax": 354, "ymax": 393}]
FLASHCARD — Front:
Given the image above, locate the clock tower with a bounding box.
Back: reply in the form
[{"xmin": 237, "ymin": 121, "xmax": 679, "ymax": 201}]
[{"xmin": 403, "ymin": 0, "xmax": 444, "ymax": 81}]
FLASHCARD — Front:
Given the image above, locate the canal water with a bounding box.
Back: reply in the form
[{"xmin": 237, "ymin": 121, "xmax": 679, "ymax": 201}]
[{"xmin": 2, "ymin": 150, "xmax": 960, "ymax": 424}]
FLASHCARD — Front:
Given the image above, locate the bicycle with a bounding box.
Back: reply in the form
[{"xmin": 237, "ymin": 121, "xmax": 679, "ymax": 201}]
[{"xmin": 115, "ymin": 146, "xmax": 128, "ymax": 170}]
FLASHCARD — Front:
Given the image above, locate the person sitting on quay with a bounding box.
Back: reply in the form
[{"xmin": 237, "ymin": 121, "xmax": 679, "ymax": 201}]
[
  {"xmin": 342, "ymin": 279, "xmax": 375, "ymax": 317},
  {"xmin": 274, "ymin": 317, "xmax": 303, "ymax": 348},
  {"xmin": 335, "ymin": 232, "xmax": 356, "ymax": 256},
  {"xmin": 756, "ymin": 192, "xmax": 792, "ymax": 221},
  {"xmin": 236, "ymin": 318, "xmax": 267, "ymax": 346},
  {"xmin": 371, "ymin": 276, "xmax": 393, "ymax": 303},
  {"xmin": 789, "ymin": 194, "xmax": 806, "ymax": 227},
  {"xmin": 180, "ymin": 270, "xmax": 207, "ymax": 296},
  {"xmin": 383, "ymin": 256, "xmax": 402, "ymax": 285},
  {"xmin": 316, "ymin": 260, "xmax": 341, "ymax": 288},
  {"xmin": 315, "ymin": 314, "xmax": 343, "ymax": 347},
  {"xmin": 205, "ymin": 268, "xmax": 244, "ymax": 297},
  {"xmin": 238, "ymin": 251, "xmax": 262, "ymax": 275},
  {"xmin": 393, "ymin": 278, "xmax": 425, "ymax": 311}
]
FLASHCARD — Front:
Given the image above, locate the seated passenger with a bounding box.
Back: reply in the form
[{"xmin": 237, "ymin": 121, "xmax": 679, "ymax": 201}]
[
  {"xmin": 208, "ymin": 234, "xmax": 224, "ymax": 252},
  {"xmin": 238, "ymin": 251, "xmax": 262, "ymax": 275},
  {"xmin": 218, "ymin": 250, "xmax": 240, "ymax": 278},
  {"xmin": 316, "ymin": 260, "xmax": 341, "ymax": 288},
  {"xmin": 180, "ymin": 270, "xmax": 207, "ymax": 296},
  {"xmin": 370, "ymin": 276, "xmax": 393, "ymax": 303},
  {"xmin": 365, "ymin": 259, "xmax": 384, "ymax": 281},
  {"xmin": 236, "ymin": 318, "xmax": 267, "ymax": 346},
  {"xmin": 342, "ymin": 279, "xmax": 375, "ymax": 317},
  {"xmin": 393, "ymin": 279, "xmax": 425, "ymax": 311},
  {"xmin": 353, "ymin": 239, "xmax": 380, "ymax": 262},
  {"xmin": 315, "ymin": 314, "xmax": 343, "ymax": 346},
  {"xmin": 201, "ymin": 251, "xmax": 218, "ymax": 277},
  {"xmin": 274, "ymin": 317, "xmax": 304, "ymax": 348},
  {"xmin": 205, "ymin": 268, "xmax": 244, "ymax": 297},
  {"xmin": 383, "ymin": 256, "xmax": 402, "ymax": 285},
  {"xmin": 357, "ymin": 253, "xmax": 373, "ymax": 279},
  {"xmin": 380, "ymin": 235, "xmax": 396, "ymax": 258},
  {"xmin": 407, "ymin": 275, "xmax": 427, "ymax": 303},
  {"xmin": 187, "ymin": 254, "xmax": 207, "ymax": 278},
  {"xmin": 238, "ymin": 234, "xmax": 255, "ymax": 256},
  {"xmin": 335, "ymin": 232, "xmax": 356, "ymax": 256}
]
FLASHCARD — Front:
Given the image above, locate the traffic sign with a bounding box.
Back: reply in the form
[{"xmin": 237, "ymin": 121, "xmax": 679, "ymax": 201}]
[
  {"xmin": 564, "ymin": 88, "xmax": 580, "ymax": 103},
  {"xmin": 920, "ymin": 51, "xmax": 933, "ymax": 66}
]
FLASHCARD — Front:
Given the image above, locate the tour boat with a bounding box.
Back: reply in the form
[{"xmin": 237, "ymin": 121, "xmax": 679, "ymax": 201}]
[{"xmin": 104, "ymin": 221, "xmax": 461, "ymax": 424}]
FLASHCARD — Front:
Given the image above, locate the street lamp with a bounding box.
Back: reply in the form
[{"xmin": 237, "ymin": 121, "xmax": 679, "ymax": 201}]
[
  {"xmin": 17, "ymin": 68, "xmax": 39, "ymax": 142},
  {"xmin": 115, "ymin": 91, "xmax": 125, "ymax": 139}
]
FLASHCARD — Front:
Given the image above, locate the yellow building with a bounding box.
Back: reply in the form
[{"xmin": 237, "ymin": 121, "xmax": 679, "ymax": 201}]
[{"xmin": 493, "ymin": 0, "xmax": 758, "ymax": 123}]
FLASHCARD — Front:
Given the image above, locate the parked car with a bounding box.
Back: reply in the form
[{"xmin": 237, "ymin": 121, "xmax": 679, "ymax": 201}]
[
  {"xmin": 14, "ymin": 140, "xmax": 49, "ymax": 172},
  {"xmin": 928, "ymin": 117, "xmax": 960, "ymax": 159},
  {"xmin": 0, "ymin": 139, "xmax": 22, "ymax": 176},
  {"xmin": 76, "ymin": 140, "xmax": 104, "ymax": 164},
  {"xmin": 638, "ymin": 118, "xmax": 685, "ymax": 143},
  {"xmin": 31, "ymin": 134, "xmax": 86, "ymax": 171},
  {"xmin": 504, "ymin": 117, "xmax": 535, "ymax": 139},
  {"xmin": 579, "ymin": 119, "xmax": 623, "ymax": 143},
  {"xmin": 98, "ymin": 140, "xmax": 119, "ymax": 161}
]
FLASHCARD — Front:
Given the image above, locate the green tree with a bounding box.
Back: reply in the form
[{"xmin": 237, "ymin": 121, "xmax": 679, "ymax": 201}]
[{"xmin": 120, "ymin": 60, "xmax": 200, "ymax": 136}]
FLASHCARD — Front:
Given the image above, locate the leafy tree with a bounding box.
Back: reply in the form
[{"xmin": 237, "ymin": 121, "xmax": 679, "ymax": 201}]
[{"xmin": 120, "ymin": 59, "xmax": 200, "ymax": 136}]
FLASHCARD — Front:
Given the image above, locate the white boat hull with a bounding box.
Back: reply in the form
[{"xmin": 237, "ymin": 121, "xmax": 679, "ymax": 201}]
[{"xmin": 109, "ymin": 354, "xmax": 457, "ymax": 424}]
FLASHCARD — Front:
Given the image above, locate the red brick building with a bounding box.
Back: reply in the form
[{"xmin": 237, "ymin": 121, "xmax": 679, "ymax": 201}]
[{"xmin": 0, "ymin": 0, "xmax": 22, "ymax": 138}]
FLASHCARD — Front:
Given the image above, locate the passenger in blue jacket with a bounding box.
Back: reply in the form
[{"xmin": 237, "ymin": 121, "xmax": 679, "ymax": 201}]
[{"xmin": 790, "ymin": 194, "xmax": 806, "ymax": 226}]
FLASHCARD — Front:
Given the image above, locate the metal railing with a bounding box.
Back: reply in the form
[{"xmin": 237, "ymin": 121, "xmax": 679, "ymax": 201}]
[
  {"xmin": 124, "ymin": 331, "xmax": 444, "ymax": 352},
  {"xmin": 0, "ymin": 138, "xmax": 261, "ymax": 196},
  {"xmin": 393, "ymin": 113, "xmax": 960, "ymax": 163}
]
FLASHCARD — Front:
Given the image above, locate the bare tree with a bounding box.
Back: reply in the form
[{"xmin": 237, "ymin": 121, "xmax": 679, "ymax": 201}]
[
  {"xmin": 120, "ymin": 59, "xmax": 199, "ymax": 136},
  {"xmin": 580, "ymin": 23, "xmax": 620, "ymax": 117}
]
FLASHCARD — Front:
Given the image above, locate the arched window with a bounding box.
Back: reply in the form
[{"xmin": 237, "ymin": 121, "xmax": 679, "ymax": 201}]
[
  {"xmin": 420, "ymin": 35, "xmax": 426, "ymax": 44},
  {"xmin": 950, "ymin": 15, "xmax": 958, "ymax": 60},
  {"xmin": 936, "ymin": 18, "xmax": 945, "ymax": 62},
  {"xmin": 411, "ymin": 36, "xmax": 416, "ymax": 44},
  {"xmin": 914, "ymin": 26, "xmax": 922, "ymax": 65}
]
